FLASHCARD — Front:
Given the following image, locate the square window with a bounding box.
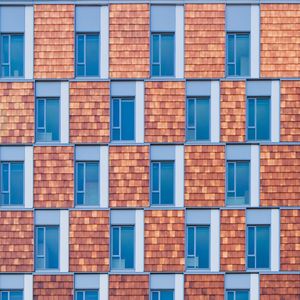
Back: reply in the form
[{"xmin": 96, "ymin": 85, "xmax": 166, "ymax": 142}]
[
  {"xmin": 226, "ymin": 33, "xmax": 250, "ymax": 77},
  {"xmin": 151, "ymin": 161, "xmax": 174, "ymax": 206},
  {"xmin": 151, "ymin": 290, "xmax": 174, "ymax": 300},
  {"xmin": 151, "ymin": 33, "xmax": 174, "ymax": 77},
  {"xmin": 35, "ymin": 98, "xmax": 60, "ymax": 142},
  {"xmin": 75, "ymin": 290, "xmax": 98, "ymax": 300},
  {"xmin": 226, "ymin": 161, "xmax": 250, "ymax": 205},
  {"xmin": 111, "ymin": 225, "xmax": 134, "ymax": 270},
  {"xmin": 226, "ymin": 290, "xmax": 249, "ymax": 300}
]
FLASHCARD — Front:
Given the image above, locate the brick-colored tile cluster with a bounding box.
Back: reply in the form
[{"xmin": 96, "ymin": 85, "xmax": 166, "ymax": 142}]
[
  {"xmin": 110, "ymin": 4, "xmax": 150, "ymax": 79},
  {"xmin": 34, "ymin": 146, "xmax": 74, "ymax": 208},
  {"xmin": 260, "ymin": 4, "xmax": 300, "ymax": 78},
  {"xmin": 220, "ymin": 209, "xmax": 245, "ymax": 271},
  {"xmin": 280, "ymin": 209, "xmax": 300, "ymax": 271},
  {"xmin": 260, "ymin": 274, "xmax": 300, "ymax": 299},
  {"xmin": 144, "ymin": 210, "xmax": 185, "ymax": 272},
  {"xmin": 185, "ymin": 4, "xmax": 225, "ymax": 78},
  {"xmin": 69, "ymin": 81, "xmax": 110, "ymax": 143},
  {"xmin": 260, "ymin": 145, "xmax": 300, "ymax": 207},
  {"xmin": 109, "ymin": 146, "xmax": 149, "ymax": 207},
  {"xmin": 0, "ymin": 211, "xmax": 33, "ymax": 272},
  {"xmin": 0, "ymin": 82, "xmax": 34, "ymax": 144},
  {"xmin": 34, "ymin": 4, "xmax": 74, "ymax": 79},
  {"xmin": 184, "ymin": 274, "xmax": 225, "ymax": 300},
  {"xmin": 185, "ymin": 145, "xmax": 225, "ymax": 207},
  {"xmin": 280, "ymin": 80, "xmax": 300, "ymax": 141},
  {"xmin": 145, "ymin": 81, "xmax": 185, "ymax": 143},
  {"xmin": 69, "ymin": 210, "xmax": 109, "ymax": 272},
  {"xmin": 220, "ymin": 81, "xmax": 246, "ymax": 142},
  {"xmin": 109, "ymin": 275, "xmax": 149, "ymax": 300},
  {"xmin": 33, "ymin": 275, "xmax": 73, "ymax": 300}
]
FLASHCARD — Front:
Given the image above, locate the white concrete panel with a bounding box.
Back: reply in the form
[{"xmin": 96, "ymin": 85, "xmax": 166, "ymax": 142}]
[
  {"xmin": 175, "ymin": 145, "xmax": 184, "ymax": 207},
  {"xmin": 250, "ymin": 5, "xmax": 260, "ymax": 78},
  {"xmin": 24, "ymin": 274, "xmax": 33, "ymax": 300},
  {"xmin": 59, "ymin": 210, "xmax": 69, "ymax": 272},
  {"xmin": 271, "ymin": 209, "xmax": 280, "ymax": 272},
  {"xmin": 175, "ymin": 6, "xmax": 184, "ymax": 78},
  {"xmin": 100, "ymin": 6, "xmax": 109, "ymax": 79},
  {"xmin": 250, "ymin": 145, "xmax": 260, "ymax": 207},
  {"xmin": 25, "ymin": 6, "xmax": 34, "ymax": 79},
  {"xmin": 175, "ymin": 274, "xmax": 184, "ymax": 300},
  {"xmin": 250, "ymin": 274, "xmax": 259, "ymax": 300},
  {"xmin": 211, "ymin": 81, "xmax": 220, "ymax": 142},
  {"xmin": 60, "ymin": 82, "xmax": 69, "ymax": 143},
  {"xmin": 99, "ymin": 274, "xmax": 109, "ymax": 300},
  {"xmin": 210, "ymin": 209, "xmax": 220, "ymax": 272},
  {"xmin": 100, "ymin": 146, "xmax": 109, "ymax": 208},
  {"xmin": 135, "ymin": 210, "xmax": 144, "ymax": 272},
  {"xmin": 135, "ymin": 81, "xmax": 145, "ymax": 143},
  {"xmin": 24, "ymin": 146, "xmax": 33, "ymax": 208},
  {"xmin": 271, "ymin": 80, "xmax": 280, "ymax": 142}
]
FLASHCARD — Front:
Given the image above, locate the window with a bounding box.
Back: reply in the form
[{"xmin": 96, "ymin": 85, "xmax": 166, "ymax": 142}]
[
  {"xmin": 247, "ymin": 98, "xmax": 270, "ymax": 141},
  {"xmin": 0, "ymin": 34, "xmax": 24, "ymax": 78},
  {"xmin": 75, "ymin": 290, "xmax": 98, "ymax": 300},
  {"xmin": 186, "ymin": 97, "xmax": 210, "ymax": 141},
  {"xmin": 226, "ymin": 290, "xmax": 249, "ymax": 300},
  {"xmin": 227, "ymin": 33, "xmax": 250, "ymax": 77},
  {"xmin": 35, "ymin": 226, "xmax": 59, "ymax": 270},
  {"xmin": 76, "ymin": 162, "xmax": 99, "ymax": 206},
  {"xmin": 0, "ymin": 162, "xmax": 24, "ymax": 206},
  {"xmin": 186, "ymin": 225, "xmax": 210, "ymax": 269},
  {"xmin": 151, "ymin": 33, "xmax": 174, "ymax": 77},
  {"xmin": 151, "ymin": 290, "xmax": 174, "ymax": 300},
  {"xmin": 111, "ymin": 226, "xmax": 134, "ymax": 270},
  {"xmin": 36, "ymin": 98, "xmax": 60, "ymax": 142},
  {"xmin": 0, "ymin": 291, "xmax": 23, "ymax": 300},
  {"xmin": 151, "ymin": 161, "xmax": 174, "ymax": 205},
  {"xmin": 226, "ymin": 161, "xmax": 250, "ymax": 205},
  {"xmin": 111, "ymin": 98, "xmax": 135, "ymax": 141},
  {"xmin": 247, "ymin": 225, "xmax": 270, "ymax": 269},
  {"xmin": 76, "ymin": 34, "xmax": 99, "ymax": 77}
]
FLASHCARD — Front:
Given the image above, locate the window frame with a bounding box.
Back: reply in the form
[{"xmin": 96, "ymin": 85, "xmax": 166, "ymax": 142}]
[
  {"xmin": 226, "ymin": 289, "xmax": 250, "ymax": 300},
  {"xmin": 75, "ymin": 290, "xmax": 99, "ymax": 300},
  {"xmin": 0, "ymin": 290, "xmax": 23, "ymax": 300}
]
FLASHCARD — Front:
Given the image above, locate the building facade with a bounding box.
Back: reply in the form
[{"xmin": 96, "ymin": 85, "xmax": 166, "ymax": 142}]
[{"xmin": 0, "ymin": 0, "xmax": 299, "ymax": 299}]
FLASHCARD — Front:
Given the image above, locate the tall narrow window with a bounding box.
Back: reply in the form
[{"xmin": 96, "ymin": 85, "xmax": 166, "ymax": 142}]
[
  {"xmin": 76, "ymin": 34, "xmax": 99, "ymax": 77},
  {"xmin": 36, "ymin": 98, "xmax": 60, "ymax": 142},
  {"xmin": 186, "ymin": 97, "xmax": 210, "ymax": 141},
  {"xmin": 226, "ymin": 290, "xmax": 249, "ymax": 300},
  {"xmin": 151, "ymin": 290, "xmax": 174, "ymax": 300},
  {"xmin": 151, "ymin": 161, "xmax": 174, "ymax": 205},
  {"xmin": 0, "ymin": 162, "xmax": 24, "ymax": 206},
  {"xmin": 75, "ymin": 290, "xmax": 98, "ymax": 300},
  {"xmin": 111, "ymin": 226, "xmax": 134, "ymax": 270},
  {"xmin": 151, "ymin": 33, "xmax": 174, "ymax": 77},
  {"xmin": 0, "ymin": 291, "xmax": 23, "ymax": 300},
  {"xmin": 0, "ymin": 34, "xmax": 24, "ymax": 78},
  {"xmin": 247, "ymin": 225, "xmax": 270, "ymax": 269},
  {"xmin": 186, "ymin": 225, "xmax": 210, "ymax": 269},
  {"xmin": 227, "ymin": 33, "xmax": 250, "ymax": 77},
  {"xmin": 247, "ymin": 98, "xmax": 270, "ymax": 141},
  {"xmin": 111, "ymin": 98, "xmax": 135, "ymax": 141},
  {"xmin": 35, "ymin": 226, "xmax": 59, "ymax": 270},
  {"xmin": 226, "ymin": 161, "xmax": 250, "ymax": 205}
]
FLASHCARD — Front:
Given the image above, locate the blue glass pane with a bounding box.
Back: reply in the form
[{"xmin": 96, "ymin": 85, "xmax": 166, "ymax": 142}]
[
  {"xmin": 152, "ymin": 64, "xmax": 159, "ymax": 77},
  {"xmin": 247, "ymin": 255, "xmax": 255, "ymax": 269},
  {"xmin": 256, "ymin": 226, "xmax": 270, "ymax": 268},
  {"xmin": 196, "ymin": 226, "xmax": 210, "ymax": 268},
  {"xmin": 256, "ymin": 99, "xmax": 270, "ymax": 140},
  {"xmin": 10, "ymin": 163, "xmax": 24, "ymax": 205},
  {"xmin": 85, "ymin": 291, "xmax": 98, "ymax": 300},
  {"xmin": 187, "ymin": 129, "xmax": 195, "ymax": 141},
  {"xmin": 187, "ymin": 227, "xmax": 194, "ymax": 256},
  {"xmin": 37, "ymin": 99, "xmax": 45, "ymax": 129},
  {"xmin": 152, "ymin": 163, "xmax": 159, "ymax": 191},
  {"xmin": 10, "ymin": 35, "xmax": 24, "ymax": 77},
  {"xmin": 45, "ymin": 227, "xmax": 59, "ymax": 269},
  {"xmin": 112, "ymin": 99, "xmax": 120, "ymax": 140},
  {"xmin": 152, "ymin": 192, "xmax": 159, "ymax": 205},
  {"xmin": 85, "ymin": 163, "xmax": 99, "ymax": 205},
  {"xmin": 76, "ymin": 291, "xmax": 84, "ymax": 300},
  {"xmin": 152, "ymin": 35, "xmax": 159, "ymax": 63},
  {"xmin": 77, "ymin": 163, "xmax": 84, "ymax": 192},
  {"xmin": 227, "ymin": 162, "xmax": 234, "ymax": 196},
  {"xmin": 228, "ymin": 64, "xmax": 235, "ymax": 76},
  {"xmin": 227, "ymin": 34, "xmax": 234, "ymax": 63},
  {"xmin": 121, "ymin": 100, "xmax": 134, "ymax": 140},
  {"xmin": 236, "ymin": 291, "xmax": 249, "ymax": 300},
  {"xmin": 161, "ymin": 34, "xmax": 174, "ymax": 76},
  {"xmin": 227, "ymin": 291, "xmax": 234, "ymax": 300},
  {"xmin": 86, "ymin": 34, "xmax": 99, "ymax": 76},
  {"xmin": 196, "ymin": 99, "xmax": 210, "ymax": 140},
  {"xmin": 151, "ymin": 291, "xmax": 159, "ymax": 300},
  {"xmin": 161, "ymin": 290, "xmax": 174, "ymax": 300},
  {"xmin": 37, "ymin": 227, "xmax": 44, "ymax": 256},
  {"xmin": 187, "ymin": 99, "xmax": 195, "ymax": 128},
  {"xmin": 2, "ymin": 36, "xmax": 9, "ymax": 63},
  {"xmin": 247, "ymin": 227, "xmax": 255, "ymax": 255},
  {"xmin": 161, "ymin": 162, "xmax": 174, "ymax": 205},
  {"xmin": 46, "ymin": 99, "xmax": 59, "ymax": 141},
  {"xmin": 121, "ymin": 226, "xmax": 134, "ymax": 269},
  {"xmin": 236, "ymin": 34, "xmax": 250, "ymax": 76},
  {"xmin": 248, "ymin": 99, "xmax": 255, "ymax": 127},
  {"xmin": 10, "ymin": 291, "xmax": 23, "ymax": 300},
  {"xmin": 236, "ymin": 162, "xmax": 249, "ymax": 205},
  {"xmin": 1, "ymin": 163, "xmax": 9, "ymax": 192},
  {"xmin": 1, "ymin": 292, "xmax": 8, "ymax": 300},
  {"xmin": 112, "ymin": 227, "xmax": 119, "ymax": 256},
  {"xmin": 77, "ymin": 35, "xmax": 84, "ymax": 64},
  {"xmin": 112, "ymin": 129, "xmax": 120, "ymax": 141}
]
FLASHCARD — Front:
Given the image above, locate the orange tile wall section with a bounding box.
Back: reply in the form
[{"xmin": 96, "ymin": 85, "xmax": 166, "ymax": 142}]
[
  {"xmin": 220, "ymin": 209, "xmax": 245, "ymax": 271},
  {"xmin": 145, "ymin": 81, "xmax": 185, "ymax": 143},
  {"xmin": 0, "ymin": 211, "xmax": 33, "ymax": 272},
  {"xmin": 280, "ymin": 80, "xmax": 300, "ymax": 141},
  {"xmin": 34, "ymin": 4, "xmax": 74, "ymax": 79},
  {"xmin": 260, "ymin": 145, "xmax": 300, "ymax": 207},
  {"xmin": 34, "ymin": 146, "xmax": 74, "ymax": 208},
  {"xmin": 69, "ymin": 210, "xmax": 109, "ymax": 272},
  {"xmin": 144, "ymin": 210, "xmax": 185, "ymax": 272},
  {"xmin": 260, "ymin": 274, "xmax": 300, "ymax": 299},
  {"xmin": 260, "ymin": 4, "xmax": 300, "ymax": 78},
  {"xmin": 109, "ymin": 145, "xmax": 150, "ymax": 207},
  {"xmin": 109, "ymin": 4, "xmax": 150, "ymax": 79},
  {"xmin": 185, "ymin": 4, "xmax": 225, "ymax": 78},
  {"xmin": 69, "ymin": 81, "xmax": 110, "ymax": 143},
  {"xmin": 0, "ymin": 82, "xmax": 34, "ymax": 144},
  {"xmin": 185, "ymin": 274, "xmax": 225, "ymax": 300},
  {"xmin": 33, "ymin": 275, "xmax": 73, "ymax": 300},
  {"xmin": 109, "ymin": 275, "xmax": 149, "ymax": 300},
  {"xmin": 280, "ymin": 209, "xmax": 300, "ymax": 271},
  {"xmin": 220, "ymin": 81, "xmax": 246, "ymax": 142},
  {"xmin": 185, "ymin": 145, "xmax": 225, "ymax": 207}
]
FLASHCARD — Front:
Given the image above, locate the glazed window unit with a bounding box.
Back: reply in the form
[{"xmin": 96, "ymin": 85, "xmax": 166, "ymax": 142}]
[
  {"xmin": 0, "ymin": 291, "xmax": 23, "ymax": 300},
  {"xmin": 226, "ymin": 290, "xmax": 249, "ymax": 300},
  {"xmin": 151, "ymin": 290, "xmax": 174, "ymax": 300},
  {"xmin": 75, "ymin": 290, "xmax": 99, "ymax": 300}
]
